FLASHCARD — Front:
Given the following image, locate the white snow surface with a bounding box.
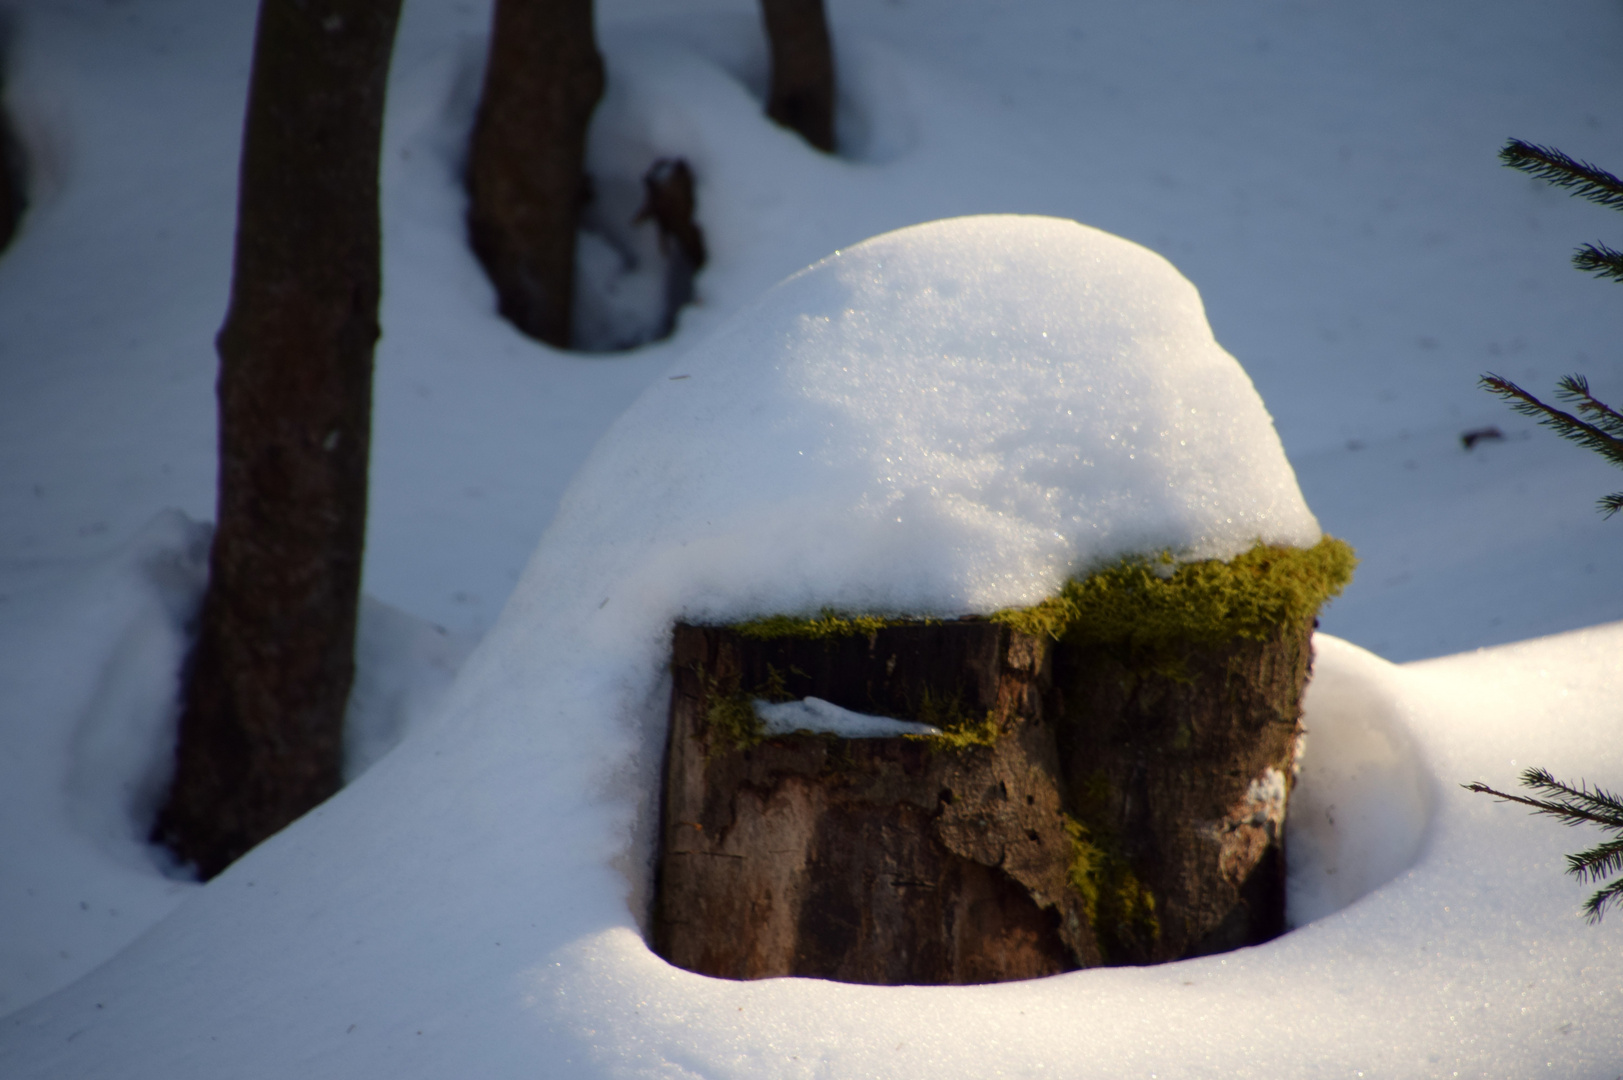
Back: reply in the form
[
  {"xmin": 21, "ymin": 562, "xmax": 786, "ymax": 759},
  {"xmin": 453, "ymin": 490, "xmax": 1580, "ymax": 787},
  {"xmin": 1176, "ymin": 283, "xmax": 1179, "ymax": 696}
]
[
  {"xmin": 5, "ymin": 616, "xmax": 1621, "ymax": 1078},
  {"xmin": 531, "ymin": 214, "xmax": 1319, "ymax": 634},
  {"xmin": 2, "ymin": 0, "xmax": 1623, "ymax": 1076},
  {"xmin": 755, "ymin": 697, "xmax": 941, "ymax": 739}
]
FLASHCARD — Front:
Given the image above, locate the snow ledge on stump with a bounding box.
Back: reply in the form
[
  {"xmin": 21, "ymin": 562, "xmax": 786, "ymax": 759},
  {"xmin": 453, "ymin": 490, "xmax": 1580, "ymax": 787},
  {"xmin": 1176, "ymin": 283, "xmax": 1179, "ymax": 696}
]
[{"xmin": 513, "ymin": 212, "xmax": 1321, "ymax": 648}]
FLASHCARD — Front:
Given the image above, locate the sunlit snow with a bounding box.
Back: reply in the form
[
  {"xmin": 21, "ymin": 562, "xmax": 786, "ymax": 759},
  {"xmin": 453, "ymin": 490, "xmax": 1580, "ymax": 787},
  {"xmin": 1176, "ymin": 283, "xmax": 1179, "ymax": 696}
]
[
  {"xmin": 755, "ymin": 697, "xmax": 940, "ymax": 738},
  {"xmin": 1, "ymin": 1, "xmax": 1621, "ymax": 1077}
]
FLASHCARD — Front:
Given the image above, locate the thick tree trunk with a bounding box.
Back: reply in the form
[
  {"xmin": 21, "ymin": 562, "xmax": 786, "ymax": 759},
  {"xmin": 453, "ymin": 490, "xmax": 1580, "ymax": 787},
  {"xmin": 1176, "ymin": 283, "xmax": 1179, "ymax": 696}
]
[
  {"xmin": 760, "ymin": 0, "xmax": 835, "ymax": 153},
  {"xmin": 466, "ymin": 0, "xmax": 604, "ymax": 347},
  {"xmin": 654, "ymin": 613, "xmax": 1312, "ymax": 984},
  {"xmin": 151, "ymin": 0, "xmax": 401, "ymax": 881}
]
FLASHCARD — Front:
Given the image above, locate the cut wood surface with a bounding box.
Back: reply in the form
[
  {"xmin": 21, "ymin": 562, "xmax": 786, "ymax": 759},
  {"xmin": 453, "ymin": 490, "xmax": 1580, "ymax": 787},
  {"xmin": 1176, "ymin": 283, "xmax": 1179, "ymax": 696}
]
[{"xmin": 653, "ymin": 608, "xmax": 1315, "ymax": 984}]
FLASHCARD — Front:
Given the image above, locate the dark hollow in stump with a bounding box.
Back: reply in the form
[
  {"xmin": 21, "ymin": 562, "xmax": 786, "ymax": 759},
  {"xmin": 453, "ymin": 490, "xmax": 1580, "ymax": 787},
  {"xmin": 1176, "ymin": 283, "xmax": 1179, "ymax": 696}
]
[{"xmin": 653, "ymin": 608, "xmax": 1316, "ymax": 985}]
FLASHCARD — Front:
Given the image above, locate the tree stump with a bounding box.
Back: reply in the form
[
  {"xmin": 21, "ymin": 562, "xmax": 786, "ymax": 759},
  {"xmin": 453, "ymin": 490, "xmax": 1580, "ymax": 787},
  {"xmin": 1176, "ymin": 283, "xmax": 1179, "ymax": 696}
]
[{"xmin": 652, "ymin": 540, "xmax": 1353, "ymax": 984}]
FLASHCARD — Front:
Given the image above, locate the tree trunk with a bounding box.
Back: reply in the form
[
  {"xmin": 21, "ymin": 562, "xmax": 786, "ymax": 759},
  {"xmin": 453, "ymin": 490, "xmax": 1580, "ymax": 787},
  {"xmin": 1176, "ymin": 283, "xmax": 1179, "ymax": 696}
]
[
  {"xmin": 151, "ymin": 0, "xmax": 401, "ymax": 881},
  {"xmin": 760, "ymin": 0, "xmax": 835, "ymax": 153},
  {"xmin": 654, "ymin": 613, "xmax": 1312, "ymax": 984},
  {"xmin": 0, "ymin": 27, "xmax": 27, "ymax": 254},
  {"xmin": 466, "ymin": 0, "xmax": 604, "ymax": 348}
]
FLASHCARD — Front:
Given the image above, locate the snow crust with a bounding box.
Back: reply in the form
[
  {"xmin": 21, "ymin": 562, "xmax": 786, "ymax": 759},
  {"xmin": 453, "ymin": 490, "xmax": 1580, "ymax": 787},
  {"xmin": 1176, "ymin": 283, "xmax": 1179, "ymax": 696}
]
[{"xmin": 755, "ymin": 697, "xmax": 941, "ymax": 738}]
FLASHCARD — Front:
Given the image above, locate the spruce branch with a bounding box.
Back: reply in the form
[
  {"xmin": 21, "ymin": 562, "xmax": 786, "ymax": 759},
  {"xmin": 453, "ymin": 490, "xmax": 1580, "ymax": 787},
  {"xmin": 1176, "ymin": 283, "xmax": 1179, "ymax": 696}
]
[
  {"xmin": 1554, "ymin": 374, "xmax": 1623, "ymax": 438},
  {"xmin": 1501, "ymin": 139, "xmax": 1623, "ymax": 213},
  {"xmin": 1463, "ymin": 773, "xmax": 1623, "ymax": 830},
  {"xmin": 1567, "ymin": 836, "xmax": 1623, "ymax": 885},
  {"xmin": 1580, "ymin": 877, "xmax": 1623, "ymax": 923},
  {"xmin": 1573, "ymin": 241, "xmax": 1623, "ymax": 282},
  {"xmin": 1481, "ymin": 374, "xmax": 1623, "ymax": 471},
  {"xmin": 1466, "ymin": 767, "xmax": 1623, "ymax": 922}
]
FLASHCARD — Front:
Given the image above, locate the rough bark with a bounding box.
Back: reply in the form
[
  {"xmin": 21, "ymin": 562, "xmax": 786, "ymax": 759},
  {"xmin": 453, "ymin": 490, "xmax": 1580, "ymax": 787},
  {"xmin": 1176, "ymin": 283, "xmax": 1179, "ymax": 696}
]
[
  {"xmin": 654, "ymin": 614, "xmax": 1313, "ymax": 984},
  {"xmin": 1047, "ymin": 624, "xmax": 1311, "ymax": 963},
  {"xmin": 151, "ymin": 0, "xmax": 401, "ymax": 881},
  {"xmin": 760, "ymin": 0, "xmax": 835, "ymax": 152},
  {"xmin": 466, "ymin": 0, "xmax": 604, "ymax": 347},
  {"xmin": 657, "ymin": 621, "xmax": 1094, "ymax": 984}
]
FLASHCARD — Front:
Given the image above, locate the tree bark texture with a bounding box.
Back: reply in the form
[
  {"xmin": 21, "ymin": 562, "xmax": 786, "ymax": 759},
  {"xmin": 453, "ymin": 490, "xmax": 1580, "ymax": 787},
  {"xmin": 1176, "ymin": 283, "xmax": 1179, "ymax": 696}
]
[
  {"xmin": 760, "ymin": 0, "xmax": 835, "ymax": 152},
  {"xmin": 654, "ymin": 615, "xmax": 1313, "ymax": 984},
  {"xmin": 466, "ymin": 0, "xmax": 604, "ymax": 347},
  {"xmin": 152, "ymin": 0, "xmax": 401, "ymax": 881}
]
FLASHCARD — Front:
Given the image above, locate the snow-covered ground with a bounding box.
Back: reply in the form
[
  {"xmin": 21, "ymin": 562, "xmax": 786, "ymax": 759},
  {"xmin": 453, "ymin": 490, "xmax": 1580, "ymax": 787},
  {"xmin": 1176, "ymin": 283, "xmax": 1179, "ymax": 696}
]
[{"xmin": 1, "ymin": 0, "xmax": 1620, "ymax": 1076}]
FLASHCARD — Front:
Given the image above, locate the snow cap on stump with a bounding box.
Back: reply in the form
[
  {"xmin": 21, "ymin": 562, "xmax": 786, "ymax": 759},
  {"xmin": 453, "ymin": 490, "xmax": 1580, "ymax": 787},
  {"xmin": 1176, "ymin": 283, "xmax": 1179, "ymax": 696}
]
[{"xmin": 528, "ymin": 214, "xmax": 1319, "ymax": 628}]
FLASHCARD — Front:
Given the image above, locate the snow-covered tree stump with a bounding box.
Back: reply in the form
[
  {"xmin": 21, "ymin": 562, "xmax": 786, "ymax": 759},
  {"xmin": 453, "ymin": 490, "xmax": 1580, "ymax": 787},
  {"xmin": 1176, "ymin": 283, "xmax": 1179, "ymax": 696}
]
[
  {"xmin": 651, "ymin": 539, "xmax": 1355, "ymax": 984},
  {"xmin": 655, "ymin": 618, "xmax": 1093, "ymax": 984}
]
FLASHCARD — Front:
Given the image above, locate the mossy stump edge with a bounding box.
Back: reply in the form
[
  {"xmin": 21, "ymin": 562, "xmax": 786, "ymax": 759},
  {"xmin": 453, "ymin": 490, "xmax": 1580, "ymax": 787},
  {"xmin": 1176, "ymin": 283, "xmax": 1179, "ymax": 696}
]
[{"xmin": 652, "ymin": 539, "xmax": 1353, "ymax": 985}]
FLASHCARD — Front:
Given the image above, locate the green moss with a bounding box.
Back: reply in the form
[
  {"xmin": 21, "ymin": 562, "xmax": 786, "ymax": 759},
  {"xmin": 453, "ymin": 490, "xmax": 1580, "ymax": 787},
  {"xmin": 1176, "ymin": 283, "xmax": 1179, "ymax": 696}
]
[
  {"xmin": 706, "ymin": 690, "xmax": 764, "ymax": 752},
  {"xmin": 1063, "ymin": 813, "xmax": 1160, "ymax": 960},
  {"xmin": 697, "ymin": 666, "xmax": 765, "ymax": 752},
  {"xmin": 759, "ymin": 664, "xmax": 794, "ymax": 704},
  {"xmin": 1062, "ymin": 770, "xmax": 1160, "ymax": 960},
  {"xmin": 733, "ymin": 608, "xmax": 933, "ymax": 640},
  {"xmin": 992, "ymin": 536, "xmax": 1356, "ymax": 648},
  {"xmin": 896, "ymin": 686, "xmax": 999, "ymax": 751},
  {"xmin": 912, "ymin": 711, "xmax": 1000, "ymax": 751},
  {"xmin": 1063, "ymin": 815, "xmax": 1107, "ymax": 921}
]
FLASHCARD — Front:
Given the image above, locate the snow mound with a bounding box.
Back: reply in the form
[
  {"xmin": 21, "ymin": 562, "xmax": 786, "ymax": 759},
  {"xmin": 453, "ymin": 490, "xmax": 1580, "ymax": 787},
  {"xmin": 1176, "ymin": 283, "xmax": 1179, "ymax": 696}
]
[
  {"xmin": 6, "ymin": 214, "xmax": 1622, "ymax": 1080},
  {"xmin": 0, "ymin": 508, "xmax": 474, "ymax": 1018},
  {"xmin": 521, "ymin": 213, "xmax": 1320, "ymax": 639},
  {"xmin": 1286, "ymin": 634, "xmax": 1435, "ymax": 926}
]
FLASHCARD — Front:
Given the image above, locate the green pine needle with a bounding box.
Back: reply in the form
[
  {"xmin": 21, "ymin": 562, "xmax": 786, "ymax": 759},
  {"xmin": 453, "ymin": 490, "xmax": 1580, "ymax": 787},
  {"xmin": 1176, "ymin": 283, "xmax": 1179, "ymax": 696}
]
[
  {"xmin": 1476, "ymin": 141, "xmax": 1623, "ymax": 925},
  {"xmin": 1519, "ymin": 766, "xmax": 1623, "ymax": 825},
  {"xmin": 1481, "ymin": 374, "xmax": 1623, "ymax": 473},
  {"xmin": 1567, "ymin": 837, "xmax": 1623, "ymax": 886},
  {"xmin": 1574, "ymin": 241, "xmax": 1623, "ymax": 282},
  {"xmin": 1466, "ymin": 768, "xmax": 1623, "ymax": 923},
  {"xmin": 1581, "ymin": 877, "xmax": 1623, "ymax": 923},
  {"xmin": 1501, "ymin": 139, "xmax": 1623, "ymax": 213},
  {"xmin": 1554, "ymin": 375, "xmax": 1623, "ymax": 439}
]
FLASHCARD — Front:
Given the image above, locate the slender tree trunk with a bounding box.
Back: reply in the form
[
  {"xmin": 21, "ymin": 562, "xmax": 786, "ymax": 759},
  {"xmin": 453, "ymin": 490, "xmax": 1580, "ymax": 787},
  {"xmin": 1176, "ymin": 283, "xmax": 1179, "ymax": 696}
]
[
  {"xmin": 466, "ymin": 0, "xmax": 604, "ymax": 348},
  {"xmin": 760, "ymin": 0, "xmax": 835, "ymax": 152},
  {"xmin": 152, "ymin": 0, "xmax": 401, "ymax": 881},
  {"xmin": 0, "ymin": 22, "xmax": 27, "ymax": 254}
]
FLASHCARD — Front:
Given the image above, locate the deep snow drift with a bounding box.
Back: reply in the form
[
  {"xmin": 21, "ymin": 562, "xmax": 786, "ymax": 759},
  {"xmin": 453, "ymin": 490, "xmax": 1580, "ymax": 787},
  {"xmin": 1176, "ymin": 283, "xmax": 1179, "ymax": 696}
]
[
  {"xmin": 2, "ymin": 0, "xmax": 1623, "ymax": 1075},
  {"xmin": 5, "ymin": 214, "xmax": 1619, "ymax": 1080},
  {"xmin": 530, "ymin": 214, "xmax": 1321, "ymax": 634}
]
